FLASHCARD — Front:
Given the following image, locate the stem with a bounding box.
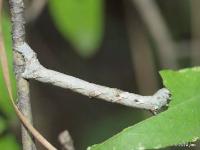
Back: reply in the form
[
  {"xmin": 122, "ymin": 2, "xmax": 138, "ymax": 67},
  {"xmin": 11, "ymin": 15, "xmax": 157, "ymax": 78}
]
[{"xmin": 8, "ymin": 0, "xmax": 36, "ymax": 149}]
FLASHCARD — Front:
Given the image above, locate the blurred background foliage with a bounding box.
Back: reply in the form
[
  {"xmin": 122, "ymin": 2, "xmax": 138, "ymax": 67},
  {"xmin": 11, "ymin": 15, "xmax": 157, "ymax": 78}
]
[
  {"xmin": 49, "ymin": 0, "xmax": 104, "ymax": 58},
  {"xmin": 0, "ymin": 13, "xmax": 19, "ymax": 150},
  {"xmin": 0, "ymin": 0, "xmax": 199, "ymax": 149}
]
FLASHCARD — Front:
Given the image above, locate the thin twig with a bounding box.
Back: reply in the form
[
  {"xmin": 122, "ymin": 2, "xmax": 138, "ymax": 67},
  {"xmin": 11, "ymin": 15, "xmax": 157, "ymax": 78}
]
[
  {"xmin": 58, "ymin": 130, "xmax": 75, "ymax": 150},
  {"xmin": 8, "ymin": 0, "xmax": 37, "ymax": 149},
  {"xmin": 16, "ymin": 43, "xmax": 170, "ymax": 111},
  {"xmin": 132, "ymin": 0, "xmax": 178, "ymax": 69}
]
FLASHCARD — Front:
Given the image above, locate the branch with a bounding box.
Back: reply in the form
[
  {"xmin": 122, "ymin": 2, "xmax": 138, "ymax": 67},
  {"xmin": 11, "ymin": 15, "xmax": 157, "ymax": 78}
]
[
  {"xmin": 15, "ymin": 43, "xmax": 170, "ymax": 111},
  {"xmin": 8, "ymin": 0, "xmax": 37, "ymax": 149}
]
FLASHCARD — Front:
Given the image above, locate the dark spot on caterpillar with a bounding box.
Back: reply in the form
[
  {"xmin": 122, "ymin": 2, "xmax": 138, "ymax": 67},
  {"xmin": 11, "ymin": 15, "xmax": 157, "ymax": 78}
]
[{"xmin": 134, "ymin": 99, "xmax": 139, "ymax": 102}]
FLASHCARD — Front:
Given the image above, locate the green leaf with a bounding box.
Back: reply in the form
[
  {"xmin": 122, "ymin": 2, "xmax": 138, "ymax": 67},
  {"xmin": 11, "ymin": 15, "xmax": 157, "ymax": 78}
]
[
  {"xmin": 0, "ymin": 14, "xmax": 16, "ymax": 118},
  {"xmin": 0, "ymin": 117, "xmax": 7, "ymax": 134},
  {"xmin": 49, "ymin": 0, "xmax": 104, "ymax": 58},
  {"xmin": 88, "ymin": 67, "xmax": 200, "ymax": 150},
  {"xmin": 160, "ymin": 67, "xmax": 200, "ymax": 107},
  {"xmin": 81, "ymin": 109, "xmax": 145, "ymax": 150},
  {"xmin": 0, "ymin": 134, "xmax": 20, "ymax": 150}
]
